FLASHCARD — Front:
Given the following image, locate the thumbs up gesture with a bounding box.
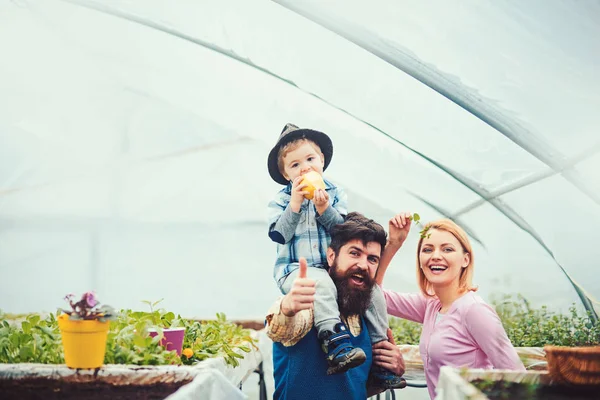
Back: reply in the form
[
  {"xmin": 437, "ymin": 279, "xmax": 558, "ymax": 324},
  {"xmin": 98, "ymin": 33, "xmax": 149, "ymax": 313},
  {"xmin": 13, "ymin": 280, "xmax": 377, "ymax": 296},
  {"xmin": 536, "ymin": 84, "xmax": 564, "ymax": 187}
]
[{"xmin": 281, "ymin": 258, "xmax": 316, "ymax": 317}]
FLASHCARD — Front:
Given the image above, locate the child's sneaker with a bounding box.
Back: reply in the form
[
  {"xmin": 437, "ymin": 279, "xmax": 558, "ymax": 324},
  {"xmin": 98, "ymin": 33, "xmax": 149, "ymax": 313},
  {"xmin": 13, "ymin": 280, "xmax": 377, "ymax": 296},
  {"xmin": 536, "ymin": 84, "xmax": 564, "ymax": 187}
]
[
  {"xmin": 368, "ymin": 366, "xmax": 406, "ymax": 389},
  {"xmin": 318, "ymin": 322, "xmax": 367, "ymax": 375}
]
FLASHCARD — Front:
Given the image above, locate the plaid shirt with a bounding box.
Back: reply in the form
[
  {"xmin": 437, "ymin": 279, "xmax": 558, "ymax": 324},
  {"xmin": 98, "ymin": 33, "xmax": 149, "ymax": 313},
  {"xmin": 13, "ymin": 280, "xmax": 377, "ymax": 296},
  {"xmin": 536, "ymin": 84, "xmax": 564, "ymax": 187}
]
[{"xmin": 268, "ymin": 178, "xmax": 347, "ymax": 287}]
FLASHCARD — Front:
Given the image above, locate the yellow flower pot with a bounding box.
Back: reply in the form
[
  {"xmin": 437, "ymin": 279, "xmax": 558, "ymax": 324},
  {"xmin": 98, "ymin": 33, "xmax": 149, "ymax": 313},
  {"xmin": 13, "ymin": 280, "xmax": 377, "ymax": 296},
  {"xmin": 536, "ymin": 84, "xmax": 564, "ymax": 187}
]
[{"xmin": 58, "ymin": 314, "xmax": 110, "ymax": 369}]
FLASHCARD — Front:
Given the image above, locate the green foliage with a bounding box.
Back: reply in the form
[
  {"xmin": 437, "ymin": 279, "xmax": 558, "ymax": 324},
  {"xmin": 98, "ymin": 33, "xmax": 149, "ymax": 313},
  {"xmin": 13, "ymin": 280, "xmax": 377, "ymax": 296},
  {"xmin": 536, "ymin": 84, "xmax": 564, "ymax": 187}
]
[
  {"xmin": 0, "ymin": 313, "xmax": 63, "ymax": 364},
  {"xmin": 389, "ymin": 316, "xmax": 422, "ymax": 345},
  {"xmin": 103, "ymin": 307, "xmax": 181, "ymax": 366},
  {"xmin": 180, "ymin": 313, "xmax": 256, "ymax": 368},
  {"xmin": 492, "ymin": 294, "xmax": 600, "ymax": 347},
  {"xmin": 390, "ymin": 294, "xmax": 600, "ymax": 347},
  {"xmin": 0, "ymin": 307, "xmax": 256, "ymax": 368}
]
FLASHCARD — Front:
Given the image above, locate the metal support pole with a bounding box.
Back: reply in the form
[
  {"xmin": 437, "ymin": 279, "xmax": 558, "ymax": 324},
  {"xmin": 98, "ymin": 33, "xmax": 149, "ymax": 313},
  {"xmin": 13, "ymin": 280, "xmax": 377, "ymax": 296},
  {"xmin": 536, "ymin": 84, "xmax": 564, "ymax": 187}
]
[{"xmin": 255, "ymin": 361, "xmax": 267, "ymax": 400}]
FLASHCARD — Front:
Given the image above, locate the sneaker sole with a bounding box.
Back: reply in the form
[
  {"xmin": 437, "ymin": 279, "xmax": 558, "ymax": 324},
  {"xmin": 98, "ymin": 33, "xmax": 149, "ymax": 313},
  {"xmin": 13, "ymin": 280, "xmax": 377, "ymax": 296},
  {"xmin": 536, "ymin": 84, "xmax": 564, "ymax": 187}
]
[
  {"xmin": 376, "ymin": 378, "xmax": 407, "ymax": 390},
  {"xmin": 326, "ymin": 349, "xmax": 367, "ymax": 375}
]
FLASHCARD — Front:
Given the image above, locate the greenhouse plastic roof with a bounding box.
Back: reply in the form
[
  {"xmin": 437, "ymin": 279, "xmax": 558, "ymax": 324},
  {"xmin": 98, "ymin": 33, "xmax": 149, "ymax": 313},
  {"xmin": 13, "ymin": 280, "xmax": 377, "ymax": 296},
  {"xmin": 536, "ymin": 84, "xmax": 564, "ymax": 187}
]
[{"xmin": 1, "ymin": 0, "xmax": 599, "ymax": 319}]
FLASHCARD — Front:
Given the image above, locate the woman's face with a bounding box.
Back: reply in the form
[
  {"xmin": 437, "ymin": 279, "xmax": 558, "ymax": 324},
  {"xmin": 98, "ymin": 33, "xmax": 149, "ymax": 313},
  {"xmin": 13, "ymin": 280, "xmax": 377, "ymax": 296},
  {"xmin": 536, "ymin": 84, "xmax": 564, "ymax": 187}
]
[{"xmin": 419, "ymin": 229, "xmax": 470, "ymax": 289}]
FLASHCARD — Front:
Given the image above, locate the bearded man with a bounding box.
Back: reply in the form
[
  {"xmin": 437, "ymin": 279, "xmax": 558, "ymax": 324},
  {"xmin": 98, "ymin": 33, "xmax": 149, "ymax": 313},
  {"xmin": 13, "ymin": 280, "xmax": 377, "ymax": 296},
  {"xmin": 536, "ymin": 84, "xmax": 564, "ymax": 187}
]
[{"xmin": 265, "ymin": 212, "xmax": 406, "ymax": 400}]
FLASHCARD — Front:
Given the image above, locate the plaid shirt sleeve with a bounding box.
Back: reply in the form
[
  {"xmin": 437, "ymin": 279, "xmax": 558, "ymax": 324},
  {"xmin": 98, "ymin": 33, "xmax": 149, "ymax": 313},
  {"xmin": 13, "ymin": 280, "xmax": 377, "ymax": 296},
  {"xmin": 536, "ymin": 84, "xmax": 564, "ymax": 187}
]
[
  {"xmin": 268, "ymin": 190, "xmax": 301, "ymax": 244},
  {"xmin": 265, "ymin": 298, "xmax": 314, "ymax": 347},
  {"xmin": 332, "ymin": 185, "xmax": 348, "ymax": 217},
  {"xmin": 267, "ymin": 191, "xmax": 288, "ymax": 228}
]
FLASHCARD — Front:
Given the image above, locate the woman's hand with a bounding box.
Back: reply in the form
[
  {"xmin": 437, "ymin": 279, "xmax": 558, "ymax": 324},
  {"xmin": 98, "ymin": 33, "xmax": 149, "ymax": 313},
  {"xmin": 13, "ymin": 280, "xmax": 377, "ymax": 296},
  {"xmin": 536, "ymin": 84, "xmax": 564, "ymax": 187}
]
[
  {"xmin": 375, "ymin": 212, "xmax": 412, "ymax": 285},
  {"xmin": 388, "ymin": 212, "xmax": 412, "ymax": 247}
]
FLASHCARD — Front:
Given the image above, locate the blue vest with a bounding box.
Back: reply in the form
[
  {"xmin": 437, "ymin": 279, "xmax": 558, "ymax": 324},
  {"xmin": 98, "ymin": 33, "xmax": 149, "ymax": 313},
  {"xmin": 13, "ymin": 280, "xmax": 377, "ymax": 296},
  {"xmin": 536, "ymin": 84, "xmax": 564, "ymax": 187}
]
[{"xmin": 273, "ymin": 318, "xmax": 372, "ymax": 400}]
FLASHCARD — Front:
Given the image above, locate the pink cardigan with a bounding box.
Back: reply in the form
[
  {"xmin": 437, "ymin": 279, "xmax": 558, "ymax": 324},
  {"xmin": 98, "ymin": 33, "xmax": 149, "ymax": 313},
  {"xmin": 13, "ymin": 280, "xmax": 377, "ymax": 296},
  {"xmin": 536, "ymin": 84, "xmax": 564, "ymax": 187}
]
[{"xmin": 383, "ymin": 289, "xmax": 525, "ymax": 399}]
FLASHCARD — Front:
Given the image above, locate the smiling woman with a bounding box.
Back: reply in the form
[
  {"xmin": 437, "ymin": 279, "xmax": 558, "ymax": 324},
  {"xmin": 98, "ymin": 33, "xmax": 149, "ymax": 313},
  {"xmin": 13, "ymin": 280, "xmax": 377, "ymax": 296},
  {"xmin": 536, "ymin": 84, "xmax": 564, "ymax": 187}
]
[
  {"xmin": 417, "ymin": 221, "xmax": 475, "ymax": 313},
  {"xmin": 376, "ymin": 215, "xmax": 525, "ymax": 399}
]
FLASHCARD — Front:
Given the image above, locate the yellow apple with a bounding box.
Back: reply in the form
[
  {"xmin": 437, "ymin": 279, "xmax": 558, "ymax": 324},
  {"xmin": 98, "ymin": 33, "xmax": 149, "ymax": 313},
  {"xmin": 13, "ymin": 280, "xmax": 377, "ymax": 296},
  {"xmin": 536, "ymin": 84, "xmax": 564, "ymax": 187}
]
[{"xmin": 301, "ymin": 171, "xmax": 326, "ymax": 200}]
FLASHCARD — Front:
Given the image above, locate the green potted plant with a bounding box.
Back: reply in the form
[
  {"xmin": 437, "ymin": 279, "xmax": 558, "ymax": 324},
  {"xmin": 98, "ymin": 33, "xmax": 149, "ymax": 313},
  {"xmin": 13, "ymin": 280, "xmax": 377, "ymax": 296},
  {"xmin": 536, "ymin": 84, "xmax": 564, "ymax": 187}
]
[
  {"xmin": 140, "ymin": 299, "xmax": 186, "ymax": 356},
  {"xmin": 58, "ymin": 291, "xmax": 115, "ymax": 369}
]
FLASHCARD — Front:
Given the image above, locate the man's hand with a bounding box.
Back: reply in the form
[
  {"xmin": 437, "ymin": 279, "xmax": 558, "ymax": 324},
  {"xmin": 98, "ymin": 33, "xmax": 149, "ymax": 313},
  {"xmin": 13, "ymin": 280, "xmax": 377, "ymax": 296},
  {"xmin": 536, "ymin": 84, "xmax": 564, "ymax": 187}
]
[
  {"xmin": 388, "ymin": 212, "xmax": 412, "ymax": 248},
  {"xmin": 280, "ymin": 258, "xmax": 316, "ymax": 317},
  {"xmin": 312, "ymin": 188, "xmax": 330, "ymax": 215},
  {"xmin": 289, "ymin": 176, "xmax": 309, "ymax": 213},
  {"xmin": 371, "ymin": 329, "xmax": 406, "ymax": 376}
]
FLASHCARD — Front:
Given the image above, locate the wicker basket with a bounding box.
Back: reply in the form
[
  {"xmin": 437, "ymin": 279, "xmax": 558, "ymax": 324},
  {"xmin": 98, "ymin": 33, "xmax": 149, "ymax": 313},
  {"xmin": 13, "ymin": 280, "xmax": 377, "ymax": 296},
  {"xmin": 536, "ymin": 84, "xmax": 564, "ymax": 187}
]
[{"xmin": 544, "ymin": 345, "xmax": 600, "ymax": 386}]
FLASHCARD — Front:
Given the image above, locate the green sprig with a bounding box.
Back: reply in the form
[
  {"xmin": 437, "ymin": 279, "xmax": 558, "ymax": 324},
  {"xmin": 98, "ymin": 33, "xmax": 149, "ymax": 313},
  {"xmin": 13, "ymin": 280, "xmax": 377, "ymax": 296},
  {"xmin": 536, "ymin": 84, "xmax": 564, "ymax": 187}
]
[{"xmin": 408, "ymin": 213, "xmax": 431, "ymax": 239}]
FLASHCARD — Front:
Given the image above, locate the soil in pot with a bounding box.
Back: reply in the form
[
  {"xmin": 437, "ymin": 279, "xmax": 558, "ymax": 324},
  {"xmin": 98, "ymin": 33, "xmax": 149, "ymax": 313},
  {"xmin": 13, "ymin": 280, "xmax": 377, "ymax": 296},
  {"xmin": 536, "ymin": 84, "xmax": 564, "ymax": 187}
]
[{"xmin": 471, "ymin": 379, "xmax": 599, "ymax": 400}]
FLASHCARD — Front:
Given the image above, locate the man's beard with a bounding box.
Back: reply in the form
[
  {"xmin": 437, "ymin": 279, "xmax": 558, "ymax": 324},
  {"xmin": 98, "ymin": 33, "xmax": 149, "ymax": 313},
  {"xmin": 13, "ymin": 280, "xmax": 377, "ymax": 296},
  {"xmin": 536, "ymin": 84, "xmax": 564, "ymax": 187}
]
[{"xmin": 330, "ymin": 261, "xmax": 375, "ymax": 317}]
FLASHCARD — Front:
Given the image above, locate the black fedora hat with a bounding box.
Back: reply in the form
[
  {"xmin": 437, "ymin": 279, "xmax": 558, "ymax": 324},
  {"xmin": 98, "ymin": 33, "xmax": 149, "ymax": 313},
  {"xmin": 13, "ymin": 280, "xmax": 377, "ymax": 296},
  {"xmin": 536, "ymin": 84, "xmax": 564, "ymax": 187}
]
[{"xmin": 267, "ymin": 123, "xmax": 333, "ymax": 185}]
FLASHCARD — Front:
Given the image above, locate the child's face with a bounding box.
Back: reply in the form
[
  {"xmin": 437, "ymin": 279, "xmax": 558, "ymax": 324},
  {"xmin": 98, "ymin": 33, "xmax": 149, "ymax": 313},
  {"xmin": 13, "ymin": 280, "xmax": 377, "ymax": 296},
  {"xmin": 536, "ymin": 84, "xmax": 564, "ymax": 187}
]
[{"xmin": 281, "ymin": 141, "xmax": 325, "ymax": 182}]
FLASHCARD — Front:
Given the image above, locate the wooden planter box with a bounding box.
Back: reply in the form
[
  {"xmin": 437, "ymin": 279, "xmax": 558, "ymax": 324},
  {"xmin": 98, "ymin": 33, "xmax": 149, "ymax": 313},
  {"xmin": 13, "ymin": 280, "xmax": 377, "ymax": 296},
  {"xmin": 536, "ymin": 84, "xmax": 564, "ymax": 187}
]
[
  {"xmin": 0, "ymin": 345, "xmax": 261, "ymax": 400},
  {"xmin": 435, "ymin": 367, "xmax": 599, "ymax": 400}
]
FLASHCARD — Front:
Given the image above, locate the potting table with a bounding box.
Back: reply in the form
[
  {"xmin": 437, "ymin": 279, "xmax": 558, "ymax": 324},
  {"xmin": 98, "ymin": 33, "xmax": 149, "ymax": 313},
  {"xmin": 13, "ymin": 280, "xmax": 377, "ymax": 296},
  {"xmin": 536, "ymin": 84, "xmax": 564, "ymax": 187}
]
[{"xmin": 0, "ymin": 341, "xmax": 262, "ymax": 400}]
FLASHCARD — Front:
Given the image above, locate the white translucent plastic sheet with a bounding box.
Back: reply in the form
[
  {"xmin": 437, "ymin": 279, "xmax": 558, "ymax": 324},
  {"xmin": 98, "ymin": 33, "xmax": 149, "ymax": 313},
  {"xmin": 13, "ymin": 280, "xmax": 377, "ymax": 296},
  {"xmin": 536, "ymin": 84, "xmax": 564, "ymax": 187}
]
[
  {"xmin": 0, "ymin": 0, "xmax": 598, "ymax": 319},
  {"xmin": 274, "ymin": 0, "xmax": 600, "ymax": 167},
  {"xmin": 166, "ymin": 368, "xmax": 247, "ymax": 400},
  {"xmin": 167, "ymin": 346, "xmax": 261, "ymax": 400}
]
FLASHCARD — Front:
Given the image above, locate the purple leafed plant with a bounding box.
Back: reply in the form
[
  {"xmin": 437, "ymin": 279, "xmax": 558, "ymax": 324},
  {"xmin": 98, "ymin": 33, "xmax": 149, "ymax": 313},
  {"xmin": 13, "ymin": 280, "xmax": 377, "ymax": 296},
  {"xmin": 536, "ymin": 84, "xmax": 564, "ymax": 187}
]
[{"xmin": 62, "ymin": 292, "xmax": 115, "ymax": 322}]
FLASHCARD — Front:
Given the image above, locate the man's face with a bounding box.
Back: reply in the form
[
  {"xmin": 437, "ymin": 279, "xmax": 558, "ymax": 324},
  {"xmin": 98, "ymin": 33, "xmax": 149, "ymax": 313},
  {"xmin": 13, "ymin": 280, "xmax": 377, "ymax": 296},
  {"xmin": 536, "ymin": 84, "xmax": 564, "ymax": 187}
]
[
  {"xmin": 327, "ymin": 239, "xmax": 382, "ymax": 316},
  {"xmin": 327, "ymin": 239, "xmax": 381, "ymax": 285}
]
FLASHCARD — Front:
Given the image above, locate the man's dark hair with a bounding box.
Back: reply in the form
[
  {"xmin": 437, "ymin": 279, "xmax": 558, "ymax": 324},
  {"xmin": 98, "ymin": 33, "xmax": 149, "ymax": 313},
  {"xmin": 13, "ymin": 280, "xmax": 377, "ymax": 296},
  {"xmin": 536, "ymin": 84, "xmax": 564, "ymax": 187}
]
[{"xmin": 329, "ymin": 212, "xmax": 387, "ymax": 256}]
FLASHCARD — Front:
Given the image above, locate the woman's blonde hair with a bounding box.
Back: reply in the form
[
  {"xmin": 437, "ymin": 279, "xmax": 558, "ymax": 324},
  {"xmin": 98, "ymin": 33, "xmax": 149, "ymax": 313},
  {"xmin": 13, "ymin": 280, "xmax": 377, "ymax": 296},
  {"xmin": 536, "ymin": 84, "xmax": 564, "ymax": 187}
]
[{"xmin": 416, "ymin": 218, "xmax": 475, "ymax": 297}]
